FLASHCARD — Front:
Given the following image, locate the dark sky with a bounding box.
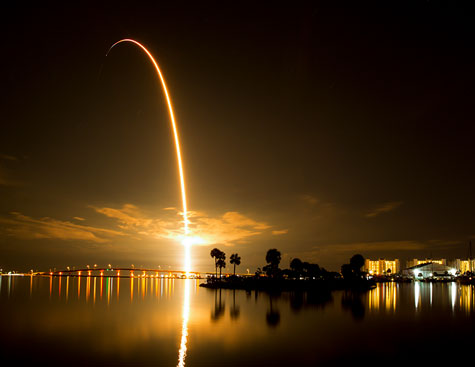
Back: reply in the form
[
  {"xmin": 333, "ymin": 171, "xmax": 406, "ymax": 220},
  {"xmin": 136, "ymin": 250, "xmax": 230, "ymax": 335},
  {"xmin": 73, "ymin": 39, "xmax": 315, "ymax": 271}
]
[{"xmin": 1, "ymin": 1, "xmax": 474, "ymax": 272}]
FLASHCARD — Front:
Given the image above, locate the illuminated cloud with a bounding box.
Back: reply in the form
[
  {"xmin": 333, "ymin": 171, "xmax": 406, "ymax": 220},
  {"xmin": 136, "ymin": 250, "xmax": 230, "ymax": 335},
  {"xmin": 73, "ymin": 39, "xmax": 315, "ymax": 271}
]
[
  {"xmin": 0, "ymin": 204, "xmax": 279, "ymax": 247},
  {"xmin": 92, "ymin": 204, "xmax": 180, "ymax": 240},
  {"xmin": 93, "ymin": 204, "xmax": 275, "ymax": 246},
  {"xmin": 0, "ymin": 212, "xmax": 124, "ymax": 243},
  {"xmin": 272, "ymin": 229, "xmax": 289, "ymax": 235},
  {"xmin": 365, "ymin": 201, "xmax": 403, "ymax": 218},
  {"xmin": 189, "ymin": 211, "xmax": 272, "ymax": 246}
]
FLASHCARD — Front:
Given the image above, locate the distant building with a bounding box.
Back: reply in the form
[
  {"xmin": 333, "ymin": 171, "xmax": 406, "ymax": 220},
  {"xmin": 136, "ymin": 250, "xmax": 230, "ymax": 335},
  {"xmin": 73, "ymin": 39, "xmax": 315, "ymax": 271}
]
[
  {"xmin": 364, "ymin": 259, "xmax": 400, "ymax": 275},
  {"xmin": 449, "ymin": 259, "xmax": 475, "ymax": 274},
  {"xmin": 402, "ymin": 262, "xmax": 456, "ymax": 279},
  {"xmin": 406, "ymin": 258, "xmax": 446, "ymax": 269}
]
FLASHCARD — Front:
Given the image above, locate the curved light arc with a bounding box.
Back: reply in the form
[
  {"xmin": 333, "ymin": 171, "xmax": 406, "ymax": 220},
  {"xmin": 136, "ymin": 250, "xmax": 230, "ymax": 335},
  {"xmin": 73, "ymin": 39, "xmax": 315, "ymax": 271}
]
[{"xmin": 108, "ymin": 39, "xmax": 189, "ymax": 235}]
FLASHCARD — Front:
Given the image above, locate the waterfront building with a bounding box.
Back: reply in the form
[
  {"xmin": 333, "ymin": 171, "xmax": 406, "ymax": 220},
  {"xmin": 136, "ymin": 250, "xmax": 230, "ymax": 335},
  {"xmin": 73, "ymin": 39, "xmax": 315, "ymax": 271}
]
[
  {"xmin": 449, "ymin": 259, "xmax": 475, "ymax": 274},
  {"xmin": 402, "ymin": 262, "xmax": 456, "ymax": 279},
  {"xmin": 364, "ymin": 259, "xmax": 400, "ymax": 275},
  {"xmin": 405, "ymin": 258, "xmax": 446, "ymax": 269}
]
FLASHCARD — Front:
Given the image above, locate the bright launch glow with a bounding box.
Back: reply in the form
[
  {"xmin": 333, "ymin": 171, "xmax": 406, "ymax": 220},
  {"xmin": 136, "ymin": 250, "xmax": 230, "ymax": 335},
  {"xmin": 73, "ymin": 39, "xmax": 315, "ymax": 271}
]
[{"xmin": 108, "ymin": 39, "xmax": 191, "ymax": 271}]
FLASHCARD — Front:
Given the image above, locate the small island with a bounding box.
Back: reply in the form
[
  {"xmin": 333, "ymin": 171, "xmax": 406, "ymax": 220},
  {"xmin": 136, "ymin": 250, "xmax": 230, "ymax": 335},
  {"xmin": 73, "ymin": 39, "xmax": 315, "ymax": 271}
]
[{"xmin": 200, "ymin": 248, "xmax": 376, "ymax": 292}]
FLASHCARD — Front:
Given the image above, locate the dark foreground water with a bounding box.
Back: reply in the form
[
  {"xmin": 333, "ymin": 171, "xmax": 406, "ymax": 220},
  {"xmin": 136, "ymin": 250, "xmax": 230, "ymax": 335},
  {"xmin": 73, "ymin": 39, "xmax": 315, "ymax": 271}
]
[{"xmin": 0, "ymin": 276, "xmax": 474, "ymax": 366}]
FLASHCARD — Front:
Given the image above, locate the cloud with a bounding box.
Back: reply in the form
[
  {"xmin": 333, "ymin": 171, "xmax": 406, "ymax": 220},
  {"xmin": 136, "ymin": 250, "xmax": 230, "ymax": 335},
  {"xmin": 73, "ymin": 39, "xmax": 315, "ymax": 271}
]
[
  {"xmin": 92, "ymin": 204, "xmax": 180, "ymax": 240},
  {"xmin": 272, "ymin": 229, "xmax": 289, "ymax": 235},
  {"xmin": 365, "ymin": 201, "xmax": 403, "ymax": 218},
  {"xmin": 190, "ymin": 211, "xmax": 272, "ymax": 245},
  {"xmin": 0, "ymin": 212, "xmax": 124, "ymax": 243},
  {"xmin": 93, "ymin": 204, "xmax": 274, "ymax": 246},
  {"xmin": 0, "ymin": 204, "xmax": 277, "ymax": 247}
]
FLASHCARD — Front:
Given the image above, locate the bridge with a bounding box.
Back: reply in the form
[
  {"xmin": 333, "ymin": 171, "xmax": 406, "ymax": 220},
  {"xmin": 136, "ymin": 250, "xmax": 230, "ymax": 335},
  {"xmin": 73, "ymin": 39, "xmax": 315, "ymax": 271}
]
[{"xmin": 36, "ymin": 267, "xmax": 246, "ymax": 279}]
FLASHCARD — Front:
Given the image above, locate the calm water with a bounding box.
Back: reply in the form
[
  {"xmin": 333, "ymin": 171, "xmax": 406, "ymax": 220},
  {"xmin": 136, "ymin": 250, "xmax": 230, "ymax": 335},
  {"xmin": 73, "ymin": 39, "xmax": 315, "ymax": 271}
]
[{"xmin": 1, "ymin": 276, "xmax": 474, "ymax": 366}]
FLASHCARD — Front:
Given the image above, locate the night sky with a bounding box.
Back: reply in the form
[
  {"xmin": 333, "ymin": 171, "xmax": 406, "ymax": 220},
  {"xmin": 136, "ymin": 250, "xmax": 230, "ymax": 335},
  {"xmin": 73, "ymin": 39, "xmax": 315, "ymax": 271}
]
[{"xmin": 1, "ymin": 2, "xmax": 474, "ymax": 272}]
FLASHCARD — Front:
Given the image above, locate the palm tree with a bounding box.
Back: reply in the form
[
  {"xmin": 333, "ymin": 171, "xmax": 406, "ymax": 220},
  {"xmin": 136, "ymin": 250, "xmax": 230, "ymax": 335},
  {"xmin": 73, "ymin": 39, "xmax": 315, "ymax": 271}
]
[
  {"xmin": 230, "ymin": 253, "xmax": 241, "ymax": 275},
  {"xmin": 210, "ymin": 248, "xmax": 222, "ymax": 277},
  {"xmin": 217, "ymin": 257, "xmax": 226, "ymax": 278}
]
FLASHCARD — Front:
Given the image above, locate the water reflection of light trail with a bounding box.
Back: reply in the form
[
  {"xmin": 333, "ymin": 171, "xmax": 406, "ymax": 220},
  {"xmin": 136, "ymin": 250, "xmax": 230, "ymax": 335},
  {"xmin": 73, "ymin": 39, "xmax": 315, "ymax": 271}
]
[
  {"xmin": 107, "ymin": 39, "xmax": 191, "ymax": 273},
  {"xmin": 414, "ymin": 282, "xmax": 420, "ymax": 309},
  {"xmin": 451, "ymin": 282, "xmax": 456, "ymax": 311},
  {"xmin": 177, "ymin": 279, "xmax": 191, "ymax": 367}
]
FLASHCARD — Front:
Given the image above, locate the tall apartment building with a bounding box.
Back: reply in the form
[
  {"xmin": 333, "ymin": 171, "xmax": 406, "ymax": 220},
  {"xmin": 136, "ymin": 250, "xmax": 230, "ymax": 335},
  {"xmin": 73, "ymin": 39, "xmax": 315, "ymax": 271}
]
[
  {"xmin": 449, "ymin": 259, "xmax": 475, "ymax": 273},
  {"xmin": 364, "ymin": 259, "xmax": 400, "ymax": 275}
]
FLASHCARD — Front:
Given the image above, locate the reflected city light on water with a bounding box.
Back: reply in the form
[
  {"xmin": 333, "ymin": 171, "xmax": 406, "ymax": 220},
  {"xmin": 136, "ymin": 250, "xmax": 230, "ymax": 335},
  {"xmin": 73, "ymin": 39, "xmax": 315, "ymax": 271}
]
[
  {"xmin": 368, "ymin": 282, "xmax": 397, "ymax": 311},
  {"xmin": 451, "ymin": 282, "xmax": 456, "ymax": 311},
  {"xmin": 414, "ymin": 281, "xmax": 420, "ymax": 309},
  {"xmin": 1, "ymin": 276, "xmax": 474, "ymax": 366},
  {"xmin": 66, "ymin": 276, "xmax": 69, "ymax": 302}
]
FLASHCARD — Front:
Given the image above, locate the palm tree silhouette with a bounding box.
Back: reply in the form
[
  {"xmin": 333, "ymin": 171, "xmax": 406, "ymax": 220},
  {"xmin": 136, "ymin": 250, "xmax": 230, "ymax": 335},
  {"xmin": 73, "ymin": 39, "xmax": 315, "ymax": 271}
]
[
  {"xmin": 230, "ymin": 253, "xmax": 241, "ymax": 275},
  {"xmin": 210, "ymin": 248, "xmax": 223, "ymax": 278},
  {"xmin": 217, "ymin": 257, "xmax": 226, "ymax": 278}
]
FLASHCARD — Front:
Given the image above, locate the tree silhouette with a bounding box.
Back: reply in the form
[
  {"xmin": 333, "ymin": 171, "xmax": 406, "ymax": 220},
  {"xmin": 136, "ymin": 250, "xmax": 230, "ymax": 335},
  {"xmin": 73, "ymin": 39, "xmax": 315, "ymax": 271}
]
[
  {"xmin": 210, "ymin": 248, "xmax": 221, "ymax": 277},
  {"xmin": 290, "ymin": 258, "xmax": 303, "ymax": 279},
  {"xmin": 217, "ymin": 254, "xmax": 226, "ymax": 277},
  {"xmin": 266, "ymin": 249, "xmax": 281, "ymax": 267},
  {"xmin": 211, "ymin": 289, "xmax": 225, "ymax": 322},
  {"xmin": 350, "ymin": 254, "xmax": 365, "ymax": 273},
  {"xmin": 264, "ymin": 249, "xmax": 282, "ymax": 278},
  {"xmin": 266, "ymin": 295, "xmax": 281, "ymax": 327},
  {"xmin": 230, "ymin": 289, "xmax": 240, "ymax": 320},
  {"xmin": 230, "ymin": 253, "xmax": 241, "ymax": 275}
]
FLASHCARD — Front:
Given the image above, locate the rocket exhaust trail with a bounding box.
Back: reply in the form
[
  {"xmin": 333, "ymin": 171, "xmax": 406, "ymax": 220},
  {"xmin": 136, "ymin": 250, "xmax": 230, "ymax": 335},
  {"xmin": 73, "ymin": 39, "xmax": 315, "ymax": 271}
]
[{"xmin": 107, "ymin": 39, "xmax": 189, "ymax": 239}]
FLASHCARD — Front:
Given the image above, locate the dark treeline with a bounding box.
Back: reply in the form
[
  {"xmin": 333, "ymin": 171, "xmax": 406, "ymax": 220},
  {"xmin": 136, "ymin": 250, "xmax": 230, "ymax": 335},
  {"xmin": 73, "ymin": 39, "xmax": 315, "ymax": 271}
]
[{"xmin": 203, "ymin": 248, "xmax": 374, "ymax": 292}]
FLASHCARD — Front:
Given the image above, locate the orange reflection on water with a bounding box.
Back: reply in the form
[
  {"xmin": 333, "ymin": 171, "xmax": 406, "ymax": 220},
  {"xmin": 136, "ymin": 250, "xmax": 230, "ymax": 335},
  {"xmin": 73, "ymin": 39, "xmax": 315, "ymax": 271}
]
[
  {"xmin": 130, "ymin": 277, "xmax": 134, "ymax": 302},
  {"xmin": 86, "ymin": 276, "xmax": 91, "ymax": 303},
  {"xmin": 78, "ymin": 276, "xmax": 81, "ymax": 299},
  {"xmin": 107, "ymin": 278, "xmax": 111, "ymax": 306},
  {"xmin": 155, "ymin": 278, "xmax": 159, "ymax": 299},
  {"xmin": 93, "ymin": 277, "xmax": 97, "ymax": 305},
  {"xmin": 142, "ymin": 277, "xmax": 146, "ymax": 299},
  {"xmin": 459, "ymin": 285, "xmax": 474, "ymax": 314},
  {"xmin": 177, "ymin": 279, "xmax": 191, "ymax": 367},
  {"xmin": 368, "ymin": 283, "xmax": 397, "ymax": 311},
  {"xmin": 66, "ymin": 276, "xmax": 69, "ymax": 302}
]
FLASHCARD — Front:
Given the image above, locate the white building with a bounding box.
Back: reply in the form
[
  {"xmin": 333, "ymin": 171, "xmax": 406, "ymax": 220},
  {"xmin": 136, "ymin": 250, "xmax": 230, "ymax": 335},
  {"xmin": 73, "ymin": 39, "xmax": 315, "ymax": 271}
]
[
  {"xmin": 402, "ymin": 262, "xmax": 457, "ymax": 279},
  {"xmin": 406, "ymin": 259, "xmax": 446, "ymax": 268}
]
